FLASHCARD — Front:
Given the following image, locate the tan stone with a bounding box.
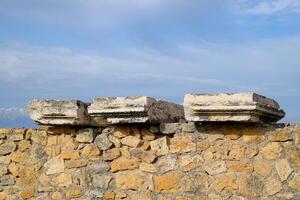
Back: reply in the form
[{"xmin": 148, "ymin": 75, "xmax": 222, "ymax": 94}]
[
  {"xmin": 265, "ymin": 176, "xmax": 282, "ymax": 196},
  {"xmin": 10, "ymin": 151, "xmax": 28, "ymax": 164},
  {"xmin": 59, "ymin": 134, "xmax": 78, "ymax": 150},
  {"xmin": 61, "ymin": 150, "xmax": 80, "ymax": 160},
  {"xmin": 104, "ymin": 192, "xmax": 116, "ymax": 200},
  {"xmin": 288, "ymin": 172, "xmax": 300, "ymax": 191},
  {"xmin": 45, "ymin": 146, "xmax": 61, "ymax": 157},
  {"xmin": 196, "ymin": 140, "xmax": 210, "ymax": 152},
  {"xmin": 170, "ymin": 135, "xmax": 196, "ymax": 153},
  {"xmin": 0, "ymin": 192, "xmax": 7, "ymax": 200},
  {"xmin": 227, "ymin": 161, "xmax": 253, "ymax": 173},
  {"xmin": 179, "ymin": 154, "xmax": 203, "ymax": 172},
  {"xmin": 76, "ymin": 128, "xmax": 94, "ymax": 143},
  {"xmin": 141, "ymin": 140, "xmax": 150, "ymax": 150},
  {"xmin": 115, "ymin": 191, "xmax": 127, "ymax": 199},
  {"xmin": 141, "ymin": 129, "xmax": 155, "ymax": 141},
  {"xmin": 116, "ymin": 172, "xmax": 145, "ymax": 190},
  {"xmin": 131, "ymin": 191, "xmax": 152, "ymax": 200},
  {"xmin": 121, "ymin": 136, "xmax": 141, "ymax": 147},
  {"xmin": 239, "ymin": 174, "xmax": 264, "ymax": 197},
  {"xmin": 44, "ymin": 156, "xmax": 65, "ymax": 175},
  {"xmin": 242, "ymin": 127, "xmax": 265, "ymax": 143},
  {"xmin": 65, "ymin": 159, "xmax": 88, "ymax": 169},
  {"xmin": 211, "ymin": 172, "xmax": 237, "ymax": 192},
  {"xmin": 113, "ymin": 127, "xmax": 130, "ymax": 138},
  {"xmin": 108, "ymin": 135, "xmax": 121, "ymax": 148},
  {"xmin": 295, "ymin": 131, "xmax": 300, "ymax": 148},
  {"xmin": 276, "ymin": 192, "xmax": 294, "ymax": 200},
  {"xmin": 254, "ymin": 159, "xmax": 272, "ymax": 177},
  {"xmin": 223, "ymin": 125, "xmax": 242, "ymax": 140},
  {"xmin": 140, "ymin": 162, "xmax": 157, "ymax": 173},
  {"xmin": 20, "ymin": 189, "xmax": 35, "ymax": 199},
  {"xmin": 175, "ymin": 197, "xmax": 191, "ymax": 200},
  {"xmin": 275, "ymin": 159, "xmax": 293, "ymax": 181},
  {"xmin": 8, "ymin": 162, "xmax": 18, "ymax": 176},
  {"xmin": 111, "ymin": 157, "xmax": 139, "ymax": 172},
  {"xmin": 81, "ymin": 144, "xmax": 100, "ymax": 158},
  {"xmin": 119, "ymin": 146, "xmax": 131, "ymax": 158},
  {"xmin": 47, "ymin": 136, "xmax": 57, "ymax": 146},
  {"xmin": 156, "ymin": 155, "xmax": 177, "ymax": 173},
  {"xmin": 52, "ymin": 173, "xmax": 72, "ymax": 187},
  {"xmin": 154, "ymin": 172, "xmax": 180, "ymax": 193},
  {"xmin": 66, "ymin": 188, "xmax": 82, "ymax": 198},
  {"xmin": 38, "ymin": 174, "xmax": 49, "ymax": 186},
  {"xmin": 285, "ymin": 147, "xmax": 300, "ymax": 167},
  {"xmin": 7, "ymin": 129, "xmax": 25, "ymax": 141},
  {"xmin": 30, "ymin": 129, "xmax": 47, "ymax": 145},
  {"xmin": 16, "ymin": 166, "xmax": 37, "ymax": 186},
  {"xmin": 0, "ymin": 142, "xmax": 17, "ymax": 155},
  {"xmin": 130, "ymin": 148, "xmax": 156, "ymax": 163},
  {"xmin": 268, "ymin": 128, "xmax": 293, "ymax": 142},
  {"xmin": 203, "ymin": 160, "xmax": 227, "ymax": 175},
  {"xmin": 150, "ymin": 137, "xmax": 169, "ymax": 156},
  {"xmin": 103, "ymin": 148, "xmax": 121, "ymax": 161},
  {"xmin": 18, "ymin": 140, "xmax": 31, "ymax": 152},
  {"xmin": 261, "ymin": 142, "xmax": 281, "ymax": 160},
  {"xmin": 51, "ymin": 192, "xmax": 63, "ymax": 200},
  {"xmin": 181, "ymin": 172, "xmax": 209, "ymax": 192}
]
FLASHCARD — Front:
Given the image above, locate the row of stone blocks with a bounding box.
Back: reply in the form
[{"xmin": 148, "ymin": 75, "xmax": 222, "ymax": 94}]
[{"xmin": 28, "ymin": 92, "xmax": 286, "ymax": 126}]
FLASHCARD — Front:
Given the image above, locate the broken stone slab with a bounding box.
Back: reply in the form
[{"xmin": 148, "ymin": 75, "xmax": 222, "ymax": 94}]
[
  {"xmin": 28, "ymin": 100, "xmax": 90, "ymax": 126},
  {"xmin": 88, "ymin": 96, "xmax": 184, "ymax": 125},
  {"xmin": 184, "ymin": 92, "xmax": 285, "ymax": 123}
]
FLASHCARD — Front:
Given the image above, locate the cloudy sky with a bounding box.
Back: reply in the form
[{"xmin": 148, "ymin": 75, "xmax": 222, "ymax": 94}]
[{"xmin": 1, "ymin": 0, "xmax": 300, "ymax": 127}]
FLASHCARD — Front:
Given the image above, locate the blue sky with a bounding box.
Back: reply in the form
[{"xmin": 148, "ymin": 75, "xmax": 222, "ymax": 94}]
[{"xmin": 1, "ymin": 0, "xmax": 300, "ymax": 127}]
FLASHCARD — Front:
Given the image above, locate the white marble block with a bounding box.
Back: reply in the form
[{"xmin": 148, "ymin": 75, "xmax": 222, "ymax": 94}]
[
  {"xmin": 88, "ymin": 96, "xmax": 184, "ymax": 125},
  {"xmin": 184, "ymin": 92, "xmax": 285, "ymax": 123},
  {"xmin": 28, "ymin": 100, "xmax": 90, "ymax": 126}
]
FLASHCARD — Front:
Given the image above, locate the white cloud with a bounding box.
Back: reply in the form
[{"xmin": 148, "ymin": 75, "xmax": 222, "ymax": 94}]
[
  {"xmin": 237, "ymin": 0, "xmax": 300, "ymax": 15},
  {"xmin": 0, "ymin": 108, "xmax": 27, "ymax": 120}
]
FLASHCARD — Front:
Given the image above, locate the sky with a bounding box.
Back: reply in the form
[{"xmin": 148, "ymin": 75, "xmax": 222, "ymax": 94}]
[{"xmin": 1, "ymin": 0, "xmax": 300, "ymax": 127}]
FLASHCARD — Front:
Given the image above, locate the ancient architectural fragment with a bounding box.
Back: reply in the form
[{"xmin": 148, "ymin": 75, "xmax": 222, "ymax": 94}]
[
  {"xmin": 184, "ymin": 92, "xmax": 285, "ymax": 123},
  {"xmin": 88, "ymin": 96, "xmax": 183, "ymax": 125},
  {"xmin": 28, "ymin": 100, "xmax": 90, "ymax": 126}
]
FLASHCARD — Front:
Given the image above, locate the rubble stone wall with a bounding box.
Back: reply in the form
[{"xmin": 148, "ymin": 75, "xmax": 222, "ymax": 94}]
[{"xmin": 0, "ymin": 123, "xmax": 299, "ymax": 200}]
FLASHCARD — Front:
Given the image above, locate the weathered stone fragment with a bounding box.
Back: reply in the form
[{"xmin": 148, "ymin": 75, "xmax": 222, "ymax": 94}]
[
  {"xmin": 44, "ymin": 156, "xmax": 64, "ymax": 175},
  {"xmin": 94, "ymin": 134, "xmax": 113, "ymax": 150},
  {"xmin": 211, "ymin": 172, "xmax": 237, "ymax": 192},
  {"xmin": 7, "ymin": 129, "xmax": 25, "ymax": 141},
  {"xmin": 76, "ymin": 128, "xmax": 94, "ymax": 143},
  {"xmin": 103, "ymin": 148, "xmax": 121, "ymax": 161},
  {"xmin": 111, "ymin": 157, "xmax": 139, "ymax": 172},
  {"xmin": 65, "ymin": 159, "xmax": 88, "ymax": 169},
  {"xmin": 88, "ymin": 96, "xmax": 184, "ymax": 125},
  {"xmin": 160, "ymin": 123, "xmax": 180, "ymax": 134},
  {"xmin": 181, "ymin": 172, "xmax": 209, "ymax": 192},
  {"xmin": 254, "ymin": 159, "xmax": 272, "ymax": 177},
  {"xmin": 92, "ymin": 175, "xmax": 112, "ymax": 189},
  {"xmin": 140, "ymin": 162, "xmax": 157, "ymax": 173},
  {"xmin": 261, "ymin": 142, "xmax": 281, "ymax": 160},
  {"xmin": 28, "ymin": 99, "xmax": 90, "ymax": 125},
  {"xmin": 203, "ymin": 160, "xmax": 227, "ymax": 175},
  {"xmin": 87, "ymin": 162, "xmax": 110, "ymax": 174},
  {"xmin": 121, "ymin": 136, "xmax": 141, "ymax": 147},
  {"xmin": 150, "ymin": 137, "xmax": 169, "ymax": 156},
  {"xmin": 116, "ymin": 172, "xmax": 145, "ymax": 190},
  {"xmin": 288, "ymin": 172, "xmax": 300, "ymax": 191},
  {"xmin": 184, "ymin": 92, "xmax": 285, "ymax": 123},
  {"xmin": 170, "ymin": 135, "xmax": 196, "ymax": 153},
  {"xmin": 275, "ymin": 159, "xmax": 293, "ymax": 181},
  {"xmin": 0, "ymin": 142, "xmax": 16, "ymax": 155},
  {"xmin": 52, "ymin": 173, "xmax": 72, "ymax": 187},
  {"xmin": 179, "ymin": 154, "xmax": 203, "ymax": 172},
  {"xmin": 130, "ymin": 148, "xmax": 156, "ymax": 163},
  {"xmin": 265, "ymin": 176, "xmax": 282, "ymax": 196},
  {"xmin": 239, "ymin": 174, "xmax": 264, "ymax": 197},
  {"xmin": 156, "ymin": 155, "xmax": 177, "ymax": 173},
  {"xmin": 154, "ymin": 172, "xmax": 180, "ymax": 193},
  {"xmin": 81, "ymin": 144, "xmax": 100, "ymax": 157},
  {"xmin": 0, "ymin": 175, "xmax": 15, "ymax": 186}
]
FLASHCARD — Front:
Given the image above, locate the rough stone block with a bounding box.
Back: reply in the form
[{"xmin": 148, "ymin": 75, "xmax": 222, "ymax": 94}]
[
  {"xmin": 184, "ymin": 92, "xmax": 285, "ymax": 123},
  {"xmin": 88, "ymin": 96, "xmax": 184, "ymax": 125},
  {"xmin": 28, "ymin": 99, "xmax": 90, "ymax": 126}
]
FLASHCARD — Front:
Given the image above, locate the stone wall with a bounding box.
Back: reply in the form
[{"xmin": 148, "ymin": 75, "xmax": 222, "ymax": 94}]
[{"xmin": 0, "ymin": 123, "xmax": 299, "ymax": 200}]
